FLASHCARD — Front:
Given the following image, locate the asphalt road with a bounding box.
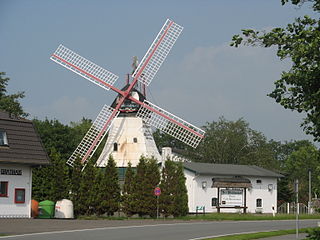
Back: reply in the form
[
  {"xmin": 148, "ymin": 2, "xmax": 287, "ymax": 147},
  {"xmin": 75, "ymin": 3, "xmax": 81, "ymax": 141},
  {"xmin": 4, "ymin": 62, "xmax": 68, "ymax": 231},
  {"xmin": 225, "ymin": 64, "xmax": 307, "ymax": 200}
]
[{"xmin": 0, "ymin": 219, "xmax": 319, "ymax": 240}]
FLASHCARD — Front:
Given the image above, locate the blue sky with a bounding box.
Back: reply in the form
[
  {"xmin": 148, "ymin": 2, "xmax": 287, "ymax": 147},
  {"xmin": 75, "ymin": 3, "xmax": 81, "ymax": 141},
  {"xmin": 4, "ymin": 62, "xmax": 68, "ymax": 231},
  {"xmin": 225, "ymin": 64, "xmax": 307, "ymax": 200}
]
[{"xmin": 0, "ymin": 0, "xmax": 317, "ymax": 144}]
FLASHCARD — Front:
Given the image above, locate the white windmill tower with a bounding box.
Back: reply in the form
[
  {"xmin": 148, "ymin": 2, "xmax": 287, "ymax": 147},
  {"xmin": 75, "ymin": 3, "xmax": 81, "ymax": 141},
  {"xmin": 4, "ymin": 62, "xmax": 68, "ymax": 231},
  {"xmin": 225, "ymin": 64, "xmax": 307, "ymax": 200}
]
[{"xmin": 50, "ymin": 19, "xmax": 205, "ymax": 170}]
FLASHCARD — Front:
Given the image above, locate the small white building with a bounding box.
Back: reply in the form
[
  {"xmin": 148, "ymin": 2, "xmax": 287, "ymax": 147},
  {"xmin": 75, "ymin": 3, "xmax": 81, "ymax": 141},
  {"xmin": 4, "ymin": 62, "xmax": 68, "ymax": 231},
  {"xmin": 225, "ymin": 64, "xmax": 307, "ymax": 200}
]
[
  {"xmin": 183, "ymin": 162, "xmax": 283, "ymax": 214},
  {"xmin": 0, "ymin": 111, "xmax": 50, "ymax": 218}
]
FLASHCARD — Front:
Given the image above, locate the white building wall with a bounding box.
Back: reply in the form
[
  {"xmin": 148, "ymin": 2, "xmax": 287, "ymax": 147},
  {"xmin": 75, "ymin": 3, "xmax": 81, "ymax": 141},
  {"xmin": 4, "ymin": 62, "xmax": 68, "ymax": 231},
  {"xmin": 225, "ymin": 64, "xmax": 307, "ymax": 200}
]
[
  {"xmin": 184, "ymin": 169, "xmax": 278, "ymax": 214},
  {"xmin": 0, "ymin": 164, "xmax": 32, "ymax": 218},
  {"xmin": 246, "ymin": 177, "xmax": 278, "ymax": 213},
  {"xmin": 96, "ymin": 117, "xmax": 161, "ymax": 167}
]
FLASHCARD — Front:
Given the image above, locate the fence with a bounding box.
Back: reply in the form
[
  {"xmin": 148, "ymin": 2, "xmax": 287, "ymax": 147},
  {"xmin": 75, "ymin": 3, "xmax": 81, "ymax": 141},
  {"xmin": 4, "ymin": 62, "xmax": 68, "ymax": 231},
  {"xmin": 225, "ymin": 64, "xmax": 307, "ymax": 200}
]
[{"xmin": 277, "ymin": 202, "xmax": 308, "ymax": 214}]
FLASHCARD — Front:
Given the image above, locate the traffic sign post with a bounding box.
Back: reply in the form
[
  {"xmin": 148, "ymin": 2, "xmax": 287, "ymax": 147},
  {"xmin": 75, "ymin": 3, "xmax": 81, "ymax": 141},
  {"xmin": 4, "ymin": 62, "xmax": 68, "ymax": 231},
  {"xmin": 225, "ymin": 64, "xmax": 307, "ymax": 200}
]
[{"xmin": 154, "ymin": 187, "xmax": 161, "ymax": 219}]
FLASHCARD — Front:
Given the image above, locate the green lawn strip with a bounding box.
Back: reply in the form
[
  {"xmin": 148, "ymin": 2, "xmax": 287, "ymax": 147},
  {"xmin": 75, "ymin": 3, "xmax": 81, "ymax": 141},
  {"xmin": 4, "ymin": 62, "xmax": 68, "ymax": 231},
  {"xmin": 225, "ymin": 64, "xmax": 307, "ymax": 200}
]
[
  {"xmin": 77, "ymin": 213, "xmax": 320, "ymax": 221},
  {"xmin": 179, "ymin": 213, "xmax": 320, "ymax": 221},
  {"xmin": 203, "ymin": 228, "xmax": 310, "ymax": 240}
]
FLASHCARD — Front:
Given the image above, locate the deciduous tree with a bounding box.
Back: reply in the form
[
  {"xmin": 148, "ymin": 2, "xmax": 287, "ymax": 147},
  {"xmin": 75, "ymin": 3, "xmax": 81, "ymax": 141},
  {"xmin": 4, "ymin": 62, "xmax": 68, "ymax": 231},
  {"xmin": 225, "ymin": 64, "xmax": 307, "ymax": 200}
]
[
  {"xmin": 231, "ymin": 0, "xmax": 320, "ymax": 142},
  {"xmin": 0, "ymin": 72, "xmax": 27, "ymax": 117}
]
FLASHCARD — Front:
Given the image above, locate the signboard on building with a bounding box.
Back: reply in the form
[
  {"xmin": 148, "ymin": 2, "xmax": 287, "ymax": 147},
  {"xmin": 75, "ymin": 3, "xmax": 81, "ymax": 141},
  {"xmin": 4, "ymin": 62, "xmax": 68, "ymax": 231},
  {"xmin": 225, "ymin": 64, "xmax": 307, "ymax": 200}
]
[
  {"xmin": 1, "ymin": 168, "xmax": 22, "ymax": 175},
  {"xmin": 220, "ymin": 188, "xmax": 243, "ymax": 206}
]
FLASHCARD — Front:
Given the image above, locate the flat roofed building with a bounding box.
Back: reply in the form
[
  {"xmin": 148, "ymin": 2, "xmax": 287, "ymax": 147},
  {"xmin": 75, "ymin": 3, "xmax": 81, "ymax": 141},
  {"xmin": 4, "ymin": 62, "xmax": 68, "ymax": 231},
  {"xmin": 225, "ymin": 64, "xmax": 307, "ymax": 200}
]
[{"xmin": 0, "ymin": 111, "xmax": 50, "ymax": 218}]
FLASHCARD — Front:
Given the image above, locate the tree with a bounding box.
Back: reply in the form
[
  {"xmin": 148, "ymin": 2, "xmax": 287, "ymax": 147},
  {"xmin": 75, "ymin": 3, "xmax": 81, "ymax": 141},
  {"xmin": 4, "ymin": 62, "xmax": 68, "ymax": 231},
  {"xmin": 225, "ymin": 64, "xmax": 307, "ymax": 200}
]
[
  {"xmin": 78, "ymin": 159, "xmax": 100, "ymax": 215},
  {"xmin": 133, "ymin": 156, "xmax": 160, "ymax": 217},
  {"xmin": 70, "ymin": 157, "xmax": 83, "ymax": 216},
  {"xmin": 172, "ymin": 162, "xmax": 188, "ymax": 217},
  {"xmin": 97, "ymin": 155, "xmax": 121, "ymax": 216},
  {"xmin": 159, "ymin": 160, "xmax": 176, "ymax": 217},
  {"xmin": 122, "ymin": 162, "xmax": 136, "ymax": 216},
  {"xmin": 133, "ymin": 157, "xmax": 148, "ymax": 216},
  {"xmin": 283, "ymin": 144, "xmax": 320, "ymax": 203},
  {"xmin": 33, "ymin": 119, "xmax": 75, "ymax": 159},
  {"xmin": 231, "ymin": 0, "xmax": 320, "ymax": 142},
  {"xmin": 144, "ymin": 157, "xmax": 161, "ymax": 217},
  {"xmin": 186, "ymin": 117, "xmax": 279, "ymax": 170},
  {"xmin": 0, "ymin": 72, "xmax": 28, "ymax": 117},
  {"xmin": 159, "ymin": 160, "xmax": 188, "ymax": 217},
  {"xmin": 32, "ymin": 148, "xmax": 69, "ymax": 202}
]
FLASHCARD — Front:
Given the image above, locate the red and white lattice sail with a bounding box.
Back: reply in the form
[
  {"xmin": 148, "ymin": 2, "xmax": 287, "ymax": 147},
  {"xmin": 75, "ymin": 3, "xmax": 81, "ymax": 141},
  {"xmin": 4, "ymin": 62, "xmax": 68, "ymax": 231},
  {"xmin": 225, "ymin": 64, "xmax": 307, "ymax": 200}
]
[{"xmin": 50, "ymin": 19, "xmax": 205, "ymax": 167}]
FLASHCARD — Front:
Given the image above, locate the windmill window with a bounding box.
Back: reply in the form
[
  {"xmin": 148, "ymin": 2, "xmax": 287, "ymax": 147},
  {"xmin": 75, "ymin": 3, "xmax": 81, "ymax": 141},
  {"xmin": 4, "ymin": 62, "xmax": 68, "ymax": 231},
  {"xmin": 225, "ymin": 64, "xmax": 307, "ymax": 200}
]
[
  {"xmin": 0, "ymin": 130, "xmax": 8, "ymax": 146},
  {"xmin": 113, "ymin": 143, "xmax": 118, "ymax": 152},
  {"xmin": 133, "ymin": 137, "xmax": 138, "ymax": 143}
]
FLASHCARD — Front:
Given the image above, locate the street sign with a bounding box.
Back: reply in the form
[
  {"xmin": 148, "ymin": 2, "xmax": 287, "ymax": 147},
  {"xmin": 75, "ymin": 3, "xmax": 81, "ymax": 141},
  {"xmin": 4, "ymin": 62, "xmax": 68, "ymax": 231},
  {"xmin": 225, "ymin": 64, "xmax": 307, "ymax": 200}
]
[{"xmin": 154, "ymin": 187, "xmax": 161, "ymax": 196}]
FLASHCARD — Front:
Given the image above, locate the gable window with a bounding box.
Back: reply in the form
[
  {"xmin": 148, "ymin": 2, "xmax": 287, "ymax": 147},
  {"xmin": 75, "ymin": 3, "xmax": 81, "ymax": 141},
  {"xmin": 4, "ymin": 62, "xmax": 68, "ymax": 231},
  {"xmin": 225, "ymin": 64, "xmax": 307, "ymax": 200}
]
[
  {"xmin": 0, "ymin": 182, "xmax": 8, "ymax": 197},
  {"xmin": 113, "ymin": 143, "xmax": 118, "ymax": 152},
  {"xmin": 256, "ymin": 179, "xmax": 262, "ymax": 184},
  {"xmin": 256, "ymin": 198, "xmax": 262, "ymax": 208},
  {"xmin": 15, "ymin": 188, "xmax": 25, "ymax": 204},
  {"xmin": 0, "ymin": 130, "xmax": 8, "ymax": 146}
]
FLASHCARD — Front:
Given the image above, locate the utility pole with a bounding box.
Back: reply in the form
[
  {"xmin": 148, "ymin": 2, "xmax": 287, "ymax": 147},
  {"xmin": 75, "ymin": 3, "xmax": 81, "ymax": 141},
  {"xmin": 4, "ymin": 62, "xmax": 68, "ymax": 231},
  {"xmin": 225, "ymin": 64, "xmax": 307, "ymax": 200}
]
[
  {"xmin": 308, "ymin": 169, "xmax": 312, "ymax": 214},
  {"xmin": 295, "ymin": 179, "xmax": 299, "ymax": 239}
]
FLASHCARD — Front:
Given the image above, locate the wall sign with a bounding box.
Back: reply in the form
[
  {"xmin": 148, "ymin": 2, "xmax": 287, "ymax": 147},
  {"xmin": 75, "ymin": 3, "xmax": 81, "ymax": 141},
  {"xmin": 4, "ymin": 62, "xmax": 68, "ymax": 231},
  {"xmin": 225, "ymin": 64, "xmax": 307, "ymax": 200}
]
[
  {"xmin": 1, "ymin": 169, "xmax": 22, "ymax": 175},
  {"xmin": 220, "ymin": 188, "xmax": 243, "ymax": 206}
]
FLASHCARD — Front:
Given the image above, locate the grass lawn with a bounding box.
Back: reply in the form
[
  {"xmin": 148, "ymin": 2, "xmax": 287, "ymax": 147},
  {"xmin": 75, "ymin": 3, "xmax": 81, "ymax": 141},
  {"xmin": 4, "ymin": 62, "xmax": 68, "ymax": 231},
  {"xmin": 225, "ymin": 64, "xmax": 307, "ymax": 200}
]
[
  {"xmin": 179, "ymin": 213, "xmax": 320, "ymax": 221},
  {"xmin": 78, "ymin": 213, "xmax": 320, "ymax": 221},
  {"xmin": 203, "ymin": 228, "xmax": 310, "ymax": 240}
]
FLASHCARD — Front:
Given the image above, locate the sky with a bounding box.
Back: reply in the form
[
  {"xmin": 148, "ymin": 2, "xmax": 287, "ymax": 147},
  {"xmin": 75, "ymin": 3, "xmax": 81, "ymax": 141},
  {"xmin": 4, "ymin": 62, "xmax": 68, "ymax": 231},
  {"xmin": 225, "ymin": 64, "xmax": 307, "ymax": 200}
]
[{"xmin": 0, "ymin": 0, "xmax": 318, "ymax": 145}]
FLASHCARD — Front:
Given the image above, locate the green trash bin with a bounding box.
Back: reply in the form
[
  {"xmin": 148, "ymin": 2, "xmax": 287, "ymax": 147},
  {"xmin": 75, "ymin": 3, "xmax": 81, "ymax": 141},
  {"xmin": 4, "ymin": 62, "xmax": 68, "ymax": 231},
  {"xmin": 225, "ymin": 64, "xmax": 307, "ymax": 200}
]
[{"xmin": 38, "ymin": 200, "xmax": 55, "ymax": 219}]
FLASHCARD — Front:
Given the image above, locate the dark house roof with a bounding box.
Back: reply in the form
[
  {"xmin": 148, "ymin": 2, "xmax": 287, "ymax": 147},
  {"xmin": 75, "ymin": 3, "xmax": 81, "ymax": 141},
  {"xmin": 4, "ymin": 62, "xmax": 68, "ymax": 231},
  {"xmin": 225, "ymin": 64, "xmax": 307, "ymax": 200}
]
[
  {"xmin": 183, "ymin": 162, "xmax": 283, "ymax": 178},
  {"xmin": 0, "ymin": 111, "xmax": 50, "ymax": 166}
]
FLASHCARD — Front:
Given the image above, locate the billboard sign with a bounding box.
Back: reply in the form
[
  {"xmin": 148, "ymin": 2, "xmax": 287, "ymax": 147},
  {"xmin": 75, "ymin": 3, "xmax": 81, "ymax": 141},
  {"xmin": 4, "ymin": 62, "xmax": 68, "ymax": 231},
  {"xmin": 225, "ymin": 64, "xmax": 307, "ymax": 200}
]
[{"xmin": 220, "ymin": 188, "xmax": 243, "ymax": 207}]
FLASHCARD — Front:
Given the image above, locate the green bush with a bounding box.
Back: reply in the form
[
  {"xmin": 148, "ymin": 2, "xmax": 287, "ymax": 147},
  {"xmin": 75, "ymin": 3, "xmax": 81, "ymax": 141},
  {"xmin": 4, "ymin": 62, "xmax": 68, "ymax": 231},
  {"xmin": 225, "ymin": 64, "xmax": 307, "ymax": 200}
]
[{"xmin": 306, "ymin": 227, "xmax": 320, "ymax": 240}]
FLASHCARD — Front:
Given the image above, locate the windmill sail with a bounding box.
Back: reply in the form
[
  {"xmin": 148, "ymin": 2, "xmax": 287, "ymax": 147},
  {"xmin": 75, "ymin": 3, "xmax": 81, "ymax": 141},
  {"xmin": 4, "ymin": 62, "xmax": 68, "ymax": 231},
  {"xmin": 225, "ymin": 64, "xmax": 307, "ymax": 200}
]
[
  {"xmin": 51, "ymin": 45, "xmax": 119, "ymax": 91},
  {"xmin": 136, "ymin": 100, "xmax": 205, "ymax": 148},
  {"xmin": 67, "ymin": 105, "xmax": 119, "ymax": 167},
  {"xmin": 132, "ymin": 19, "xmax": 183, "ymax": 86}
]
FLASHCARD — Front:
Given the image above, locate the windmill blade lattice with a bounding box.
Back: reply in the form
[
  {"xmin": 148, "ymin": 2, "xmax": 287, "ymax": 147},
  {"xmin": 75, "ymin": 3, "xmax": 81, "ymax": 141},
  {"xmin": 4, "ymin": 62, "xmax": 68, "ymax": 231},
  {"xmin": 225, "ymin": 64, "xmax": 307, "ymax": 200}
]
[
  {"xmin": 51, "ymin": 45, "xmax": 119, "ymax": 91},
  {"xmin": 137, "ymin": 101, "xmax": 205, "ymax": 148},
  {"xmin": 132, "ymin": 19, "xmax": 183, "ymax": 86},
  {"xmin": 67, "ymin": 105, "xmax": 119, "ymax": 167}
]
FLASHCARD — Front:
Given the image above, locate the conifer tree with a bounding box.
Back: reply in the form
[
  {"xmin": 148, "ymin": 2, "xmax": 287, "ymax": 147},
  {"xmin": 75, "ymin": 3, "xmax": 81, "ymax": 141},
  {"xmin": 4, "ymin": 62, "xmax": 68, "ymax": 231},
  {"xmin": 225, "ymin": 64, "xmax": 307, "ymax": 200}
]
[
  {"xmin": 49, "ymin": 148, "xmax": 70, "ymax": 201},
  {"xmin": 78, "ymin": 159, "xmax": 100, "ymax": 215},
  {"xmin": 159, "ymin": 160, "xmax": 188, "ymax": 217},
  {"xmin": 70, "ymin": 157, "xmax": 83, "ymax": 216},
  {"xmin": 122, "ymin": 162, "xmax": 136, "ymax": 216},
  {"xmin": 145, "ymin": 157, "xmax": 160, "ymax": 217},
  {"xmin": 97, "ymin": 155, "xmax": 121, "ymax": 216},
  {"xmin": 133, "ymin": 156, "xmax": 148, "ymax": 216},
  {"xmin": 133, "ymin": 156, "xmax": 160, "ymax": 217},
  {"xmin": 32, "ymin": 148, "xmax": 69, "ymax": 202},
  {"xmin": 172, "ymin": 162, "xmax": 188, "ymax": 217},
  {"xmin": 159, "ymin": 160, "xmax": 176, "ymax": 217}
]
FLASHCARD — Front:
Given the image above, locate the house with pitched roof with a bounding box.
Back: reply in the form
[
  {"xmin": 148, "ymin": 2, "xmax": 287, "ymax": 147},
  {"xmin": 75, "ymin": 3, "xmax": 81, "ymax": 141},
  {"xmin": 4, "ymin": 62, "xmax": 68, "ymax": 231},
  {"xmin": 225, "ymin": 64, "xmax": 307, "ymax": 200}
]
[
  {"xmin": 0, "ymin": 111, "xmax": 50, "ymax": 218},
  {"xmin": 183, "ymin": 162, "xmax": 283, "ymax": 214}
]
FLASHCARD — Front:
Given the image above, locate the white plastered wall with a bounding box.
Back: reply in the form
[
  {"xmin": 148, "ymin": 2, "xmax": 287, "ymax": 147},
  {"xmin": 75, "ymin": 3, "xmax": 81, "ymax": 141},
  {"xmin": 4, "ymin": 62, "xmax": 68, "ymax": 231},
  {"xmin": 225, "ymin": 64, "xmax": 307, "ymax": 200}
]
[
  {"xmin": 184, "ymin": 169, "xmax": 278, "ymax": 214},
  {"xmin": 96, "ymin": 117, "xmax": 161, "ymax": 167},
  {"xmin": 0, "ymin": 164, "xmax": 32, "ymax": 218}
]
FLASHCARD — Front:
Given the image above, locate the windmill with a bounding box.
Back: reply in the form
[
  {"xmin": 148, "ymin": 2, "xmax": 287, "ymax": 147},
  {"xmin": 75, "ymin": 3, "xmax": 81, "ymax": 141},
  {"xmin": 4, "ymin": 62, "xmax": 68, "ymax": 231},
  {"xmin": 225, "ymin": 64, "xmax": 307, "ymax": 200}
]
[{"xmin": 50, "ymin": 19, "xmax": 205, "ymax": 168}]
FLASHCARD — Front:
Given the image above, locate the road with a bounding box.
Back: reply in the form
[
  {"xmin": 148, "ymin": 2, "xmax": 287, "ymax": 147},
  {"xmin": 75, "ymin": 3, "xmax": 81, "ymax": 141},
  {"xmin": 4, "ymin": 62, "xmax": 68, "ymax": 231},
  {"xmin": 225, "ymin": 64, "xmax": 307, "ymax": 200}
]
[{"xmin": 0, "ymin": 219, "xmax": 319, "ymax": 240}]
